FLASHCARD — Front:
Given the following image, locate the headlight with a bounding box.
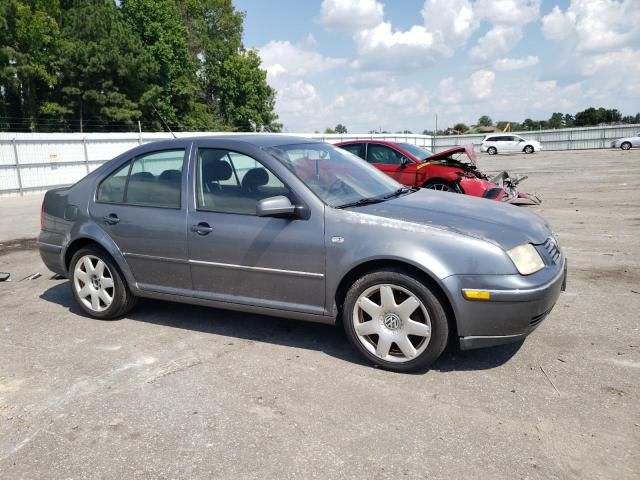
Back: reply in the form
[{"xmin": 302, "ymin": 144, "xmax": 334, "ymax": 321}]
[{"xmin": 507, "ymin": 243, "xmax": 544, "ymax": 275}]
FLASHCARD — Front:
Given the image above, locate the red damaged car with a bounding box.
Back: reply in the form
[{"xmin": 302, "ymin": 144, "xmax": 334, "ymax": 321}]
[{"xmin": 336, "ymin": 140, "xmax": 540, "ymax": 205}]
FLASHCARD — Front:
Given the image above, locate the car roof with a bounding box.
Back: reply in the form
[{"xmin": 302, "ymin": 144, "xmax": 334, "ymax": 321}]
[{"xmin": 176, "ymin": 134, "xmax": 319, "ymax": 148}]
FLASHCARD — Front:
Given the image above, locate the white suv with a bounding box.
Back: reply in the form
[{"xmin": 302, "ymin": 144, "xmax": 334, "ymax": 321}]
[{"xmin": 481, "ymin": 135, "xmax": 542, "ymax": 155}]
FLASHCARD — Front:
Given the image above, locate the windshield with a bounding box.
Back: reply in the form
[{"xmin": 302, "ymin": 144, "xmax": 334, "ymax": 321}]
[
  {"xmin": 397, "ymin": 142, "xmax": 433, "ymax": 160},
  {"xmin": 265, "ymin": 143, "xmax": 404, "ymax": 208}
]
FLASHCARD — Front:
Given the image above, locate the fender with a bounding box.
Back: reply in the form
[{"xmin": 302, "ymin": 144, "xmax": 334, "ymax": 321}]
[{"xmin": 64, "ymin": 221, "xmax": 141, "ymax": 295}]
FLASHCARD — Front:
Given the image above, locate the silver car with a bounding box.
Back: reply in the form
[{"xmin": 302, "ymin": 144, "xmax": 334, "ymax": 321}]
[
  {"xmin": 38, "ymin": 136, "xmax": 566, "ymax": 372},
  {"xmin": 611, "ymin": 133, "xmax": 640, "ymax": 150}
]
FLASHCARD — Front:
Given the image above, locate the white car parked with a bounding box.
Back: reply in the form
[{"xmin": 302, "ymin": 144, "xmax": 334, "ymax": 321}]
[
  {"xmin": 481, "ymin": 135, "xmax": 542, "ymax": 155},
  {"xmin": 611, "ymin": 133, "xmax": 640, "ymax": 150}
]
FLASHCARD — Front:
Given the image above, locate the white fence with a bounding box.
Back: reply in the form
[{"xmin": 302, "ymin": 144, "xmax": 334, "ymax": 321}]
[{"xmin": 1, "ymin": 124, "xmax": 638, "ymax": 196}]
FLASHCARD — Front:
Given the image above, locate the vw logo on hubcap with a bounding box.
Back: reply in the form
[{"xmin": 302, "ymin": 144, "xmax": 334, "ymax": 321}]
[{"xmin": 383, "ymin": 312, "xmax": 401, "ymax": 330}]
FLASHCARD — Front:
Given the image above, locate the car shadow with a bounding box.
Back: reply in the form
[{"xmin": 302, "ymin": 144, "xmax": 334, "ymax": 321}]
[{"xmin": 40, "ymin": 280, "xmax": 522, "ymax": 373}]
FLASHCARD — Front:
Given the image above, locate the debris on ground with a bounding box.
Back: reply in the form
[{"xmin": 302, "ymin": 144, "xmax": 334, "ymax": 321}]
[
  {"xmin": 20, "ymin": 272, "xmax": 41, "ymax": 281},
  {"xmin": 0, "ymin": 272, "xmax": 10, "ymax": 282}
]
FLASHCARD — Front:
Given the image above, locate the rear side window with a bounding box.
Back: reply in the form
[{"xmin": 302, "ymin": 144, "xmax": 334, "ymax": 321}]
[
  {"xmin": 485, "ymin": 137, "xmax": 496, "ymax": 142},
  {"xmin": 340, "ymin": 143, "xmax": 365, "ymax": 159},
  {"xmin": 97, "ymin": 149, "xmax": 185, "ymax": 208}
]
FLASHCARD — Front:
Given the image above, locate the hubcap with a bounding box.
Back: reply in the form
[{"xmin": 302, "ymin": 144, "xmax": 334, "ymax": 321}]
[
  {"xmin": 73, "ymin": 255, "xmax": 114, "ymax": 312},
  {"xmin": 428, "ymin": 183, "xmax": 450, "ymax": 191},
  {"xmin": 353, "ymin": 284, "xmax": 431, "ymax": 363}
]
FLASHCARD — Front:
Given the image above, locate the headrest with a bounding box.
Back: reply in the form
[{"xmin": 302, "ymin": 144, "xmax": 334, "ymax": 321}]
[
  {"xmin": 202, "ymin": 159, "xmax": 232, "ymax": 182},
  {"xmin": 242, "ymin": 168, "xmax": 269, "ymax": 191},
  {"xmin": 130, "ymin": 171, "xmax": 154, "ymax": 182},
  {"xmin": 159, "ymin": 169, "xmax": 181, "ymax": 184}
]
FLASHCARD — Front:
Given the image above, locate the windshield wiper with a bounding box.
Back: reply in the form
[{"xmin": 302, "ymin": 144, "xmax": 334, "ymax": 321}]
[
  {"xmin": 383, "ymin": 186, "xmax": 414, "ymax": 199},
  {"xmin": 335, "ymin": 197, "xmax": 385, "ymax": 209}
]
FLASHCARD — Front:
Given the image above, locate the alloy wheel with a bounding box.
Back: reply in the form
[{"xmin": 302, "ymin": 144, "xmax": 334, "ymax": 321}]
[
  {"xmin": 73, "ymin": 255, "xmax": 115, "ymax": 312},
  {"xmin": 621, "ymin": 142, "xmax": 631, "ymax": 150},
  {"xmin": 352, "ymin": 284, "xmax": 432, "ymax": 363},
  {"xmin": 427, "ymin": 183, "xmax": 451, "ymax": 192}
]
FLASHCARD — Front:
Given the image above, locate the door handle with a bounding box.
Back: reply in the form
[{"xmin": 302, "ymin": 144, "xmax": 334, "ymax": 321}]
[
  {"xmin": 191, "ymin": 222, "xmax": 213, "ymax": 235},
  {"xmin": 102, "ymin": 214, "xmax": 120, "ymax": 225}
]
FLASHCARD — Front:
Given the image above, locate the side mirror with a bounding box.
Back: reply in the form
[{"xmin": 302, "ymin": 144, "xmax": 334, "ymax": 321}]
[{"xmin": 256, "ymin": 195, "xmax": 297, "ymax": 218}]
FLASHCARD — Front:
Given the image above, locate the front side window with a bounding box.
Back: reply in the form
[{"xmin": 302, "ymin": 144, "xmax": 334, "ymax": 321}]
[
  {"xmin": 196, "ymin": 149, "xmax": 290, "ymax": 215},
  {"xmin": 97, "ymin": 149, "xmax": 185, "ymax": 208},
  {"xmin": 366, "ymin": 144, "xmax": 405, "ymax": 165},
  {"xmin": 265, "ymin": 142, "xmax": 403, "ymax": 208}
]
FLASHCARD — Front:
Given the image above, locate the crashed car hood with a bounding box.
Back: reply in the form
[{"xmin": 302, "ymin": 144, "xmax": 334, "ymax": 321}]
[
  {"xmin": 427, "ymin": 145, "xmax": 477, "ymax": 164},
  {"xmin": 351, "ymin": 189, "xmax": 550, "ymax": 250}
]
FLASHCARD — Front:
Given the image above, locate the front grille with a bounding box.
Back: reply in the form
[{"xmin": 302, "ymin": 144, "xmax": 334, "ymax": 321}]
[{"xmin": 542, "ymin": 236, "xmax": 561, "ymax": 265}]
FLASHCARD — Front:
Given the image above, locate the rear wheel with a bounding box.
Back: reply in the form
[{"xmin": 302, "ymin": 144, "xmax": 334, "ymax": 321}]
[
  {"xmin": 523, "ymin": 145, "xmax": 534, "ymax": 154},
  {"xmin": 343, "ymin": 270, "xmax": 449, "ymax": 372},
  {"xmin": 621, "ymin": 142, "xmax": 632, "ymax": 150},
  {"xmin": 70, "ymin": 245, "xmax": 137, "ymax": 319},
  {"xmin": 487, "ymin": 146, "xmax": 497, "ymax": 155},
  {"xmin": 424, "ymin": 179, "xmax": 454, "ymax": 192}
]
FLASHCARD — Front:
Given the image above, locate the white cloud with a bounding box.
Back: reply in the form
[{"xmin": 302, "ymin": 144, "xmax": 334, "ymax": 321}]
[
  {"xmin": 542, "ymin": 0, "xmax": 640, "ymax": 53},
  {"xmin": 319, "ymin": 0, "xmax": 384, "ymax": 32},
  {"xmin": 494, "ymin": 55, "xmax": 539, "ymax": 70},
  {"xmin": 438, "ymin": 70, "xmax": 495, "ymax": 104},
  {"xmin": 470, "ymin": 25, "xmax": 523, "ymax": 61},
  {"xmin": 353, "ymin": 22, "xmax": 437, "ymax": 69},
  {"xmin": 259, "ymin": 40, "xmax": 346, "ymax": 84},
  {"xmin": 422, "ymin": 0, "xmax": 479, "ymax": 51},
  {"xmin": 475, "ymin": 0, "xmax": 541, "ymax": 25}
]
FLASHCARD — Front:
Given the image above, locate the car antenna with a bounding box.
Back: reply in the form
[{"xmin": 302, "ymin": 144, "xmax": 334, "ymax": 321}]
[{"xmin": 151, "ymin": 104, "xmax": 177, "ymax": 139}]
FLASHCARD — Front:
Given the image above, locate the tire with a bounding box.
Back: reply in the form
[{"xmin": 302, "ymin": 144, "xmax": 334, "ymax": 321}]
[
  {"xmin": 342, "ymin": 269, "xmax": 449, "ymax": 372},
  {"xmin": 523, "ymin": 145, "xmax": 534, "ymax": 154},
  {"xmin": 424, "ymin": 179, "xmax": 455, "ymax": 192},
  {"xmin": 69, "ymin": 245, "xmax": 137, "ymax": 319},
  {"xmin": 621, "ymin": 142, "xmax": 631, "ymax": 150},
  {"xmin": 487, "ymin": 146, "xmax": 497, "ymax": 155}
]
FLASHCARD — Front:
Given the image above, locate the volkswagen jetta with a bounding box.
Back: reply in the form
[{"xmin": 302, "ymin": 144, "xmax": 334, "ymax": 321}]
[{"xmin": 38, "ymin": 135, "xmax": 566, "ymax": 372}]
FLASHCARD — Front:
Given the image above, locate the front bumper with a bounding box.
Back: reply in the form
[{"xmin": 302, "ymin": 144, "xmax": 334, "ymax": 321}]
[{"xmin": 442, "ymin": 258, "xmax": 567, "ymax": 350}]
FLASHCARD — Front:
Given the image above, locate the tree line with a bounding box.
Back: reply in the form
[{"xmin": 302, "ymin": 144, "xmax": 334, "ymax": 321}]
[
  {"xmin": 0, "ymin": 0, "xmax": 280, "ymax": 133},
  {"xmin": 441, "ymin": 108, "xmax": 640, "ymax": 135}
]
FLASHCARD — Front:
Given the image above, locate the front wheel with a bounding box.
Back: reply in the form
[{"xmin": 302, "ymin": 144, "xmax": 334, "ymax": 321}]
[
  {"xmin": 621, "ymin": 142, "xmax": 632, "ymax": 150},
  {"xmin": 424, "ymin": 179, "xmax": 455, "ymax": 192},
  {"xmin": 343, "ymin": 270, "xmax": 449, "ymax": 372},
  {"xmin": 523, "ymin": 145, "xmax": 534, "ymax": 154},
  {"xmin": 487, "ymin": 146, "xmax": 498, "ymax": 155},
  {"xmin": 70, "ymin": 245, "xmax": 137, "ymax": 319}
]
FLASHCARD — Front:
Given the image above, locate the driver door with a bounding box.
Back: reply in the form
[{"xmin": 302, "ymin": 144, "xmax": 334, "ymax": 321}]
[{"xmin": 187, "ymin": 144, "xmax": 326, "ymax": 316}]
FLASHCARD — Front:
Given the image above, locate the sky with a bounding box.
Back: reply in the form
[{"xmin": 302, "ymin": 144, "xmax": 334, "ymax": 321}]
[{"xmin": 233, "ymin": 0, "xmax": 640, "ymax": 133}]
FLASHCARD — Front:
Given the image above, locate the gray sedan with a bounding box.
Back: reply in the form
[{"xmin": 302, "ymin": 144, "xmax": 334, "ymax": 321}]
[
  {"xmin": 38, "ymin": 135, "xmax": 566, "ymax": 372},
  {"xmin": 611, "ymin": 133, "xmax": 640, "ymax": 150}
]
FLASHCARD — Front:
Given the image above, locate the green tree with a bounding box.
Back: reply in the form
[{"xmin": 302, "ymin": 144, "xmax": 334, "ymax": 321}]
[
  {"xmin": 334, "ymin": 123, "xmax": 347, "ymax": 133},
  {"xmin": 121, "ymin": 0, "xmax": 201, "ymax": 130},
  {"xmin": 477, "ymin": 115, "xmax": 492, "ymax": 127},
  {"xmin": 453, "ymin": 123, "xmax": 468, "ymax": 132},
  {"xmin": 47, "ymin": 0, "xmax": 157, "ymax": 131},
  {"xmin": 548, "ymin": 112, "xmax": 564, "ymax": 129},
  {"xmin": 0, "ymin": 0, "xmax": 61, "ymax": 131},
  {"xmin": 180, "ymin": 0, "xmax": 279, "ymax": 131},
  {"xmin": 324, "ymin": 127, "xmax": 335, "ymax": 134}
]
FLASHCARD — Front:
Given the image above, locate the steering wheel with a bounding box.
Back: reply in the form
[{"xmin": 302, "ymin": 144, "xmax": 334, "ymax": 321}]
[{"xmin": 326, "ymin": 178, "xmax": 349, "ymax": 197}]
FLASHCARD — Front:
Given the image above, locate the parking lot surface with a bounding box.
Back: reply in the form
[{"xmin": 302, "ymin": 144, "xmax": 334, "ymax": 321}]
[{"xmin": 1, "ymin": 148, "xmax": 639, "ymax": 479}]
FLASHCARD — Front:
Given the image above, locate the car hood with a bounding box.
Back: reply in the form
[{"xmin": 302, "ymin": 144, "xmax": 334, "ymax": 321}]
[
  {"xmin": 427, "ymin": 145, "xmax": 477, "ymax": 164},
  {"xmin": 349, "ymin": 189, "xmax": 550, "ymax": 250}
]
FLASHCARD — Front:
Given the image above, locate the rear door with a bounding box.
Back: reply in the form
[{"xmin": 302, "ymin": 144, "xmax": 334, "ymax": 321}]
[
  {"xmin": 90, "ymin": 144, "xmax": 191, "ymax": 294},
  {"xmin": 186, "ymin": 143, "xmax": 326, "ymax": 316},
  {"xmin": 365, "ymin": 144, "xmax": 415, "ymax": 185}
]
